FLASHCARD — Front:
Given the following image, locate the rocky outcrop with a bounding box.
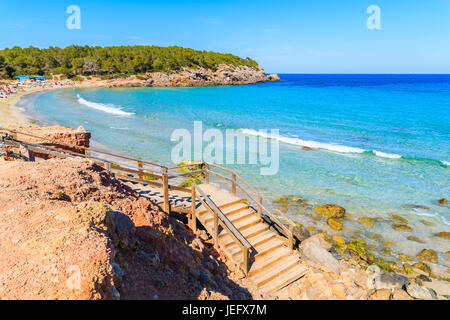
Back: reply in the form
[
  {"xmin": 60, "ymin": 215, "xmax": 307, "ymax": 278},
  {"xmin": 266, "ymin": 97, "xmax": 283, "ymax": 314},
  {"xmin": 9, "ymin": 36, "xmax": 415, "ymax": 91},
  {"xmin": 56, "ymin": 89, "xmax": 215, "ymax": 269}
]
[
  {"xmin": 0, "ymin": 158, "xmax": 253, "ymax": 300},
  {"xmin": 313, "ymin": 204, "xmax": 346, "ymax": 218},
  {"xmin": 416, "ymin": 249, "xmax": 439, "ymax": 264},
  {"xmin": 299, "ymin": 234, "xmax": 340, "ymax": 274},
  {"xmin": 7, "ymin": 125, "xmax": 91, "ymax": 158},
  {"xmin": 266, "ymin": 73, "xmax": 281, "ymax": 81},
  {"xmin": 101, "ymin": 64, "xmax": 270, "ymax": 88}
]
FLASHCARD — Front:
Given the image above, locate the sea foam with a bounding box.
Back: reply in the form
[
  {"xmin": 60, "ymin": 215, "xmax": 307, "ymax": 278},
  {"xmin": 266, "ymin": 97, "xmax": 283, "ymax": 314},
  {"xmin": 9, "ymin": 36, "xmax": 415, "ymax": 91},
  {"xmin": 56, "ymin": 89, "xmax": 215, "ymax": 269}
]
[
  {"xmin": 240, "ymin": 129, "xmax": 407, "ymax": 160},
  {"xmin": 240, "ymin": 129, "xmax": 367, "ymax": 154},
  {"xmin": 77, "ymin": 95, "xmax": 135, "ymax": 117}
]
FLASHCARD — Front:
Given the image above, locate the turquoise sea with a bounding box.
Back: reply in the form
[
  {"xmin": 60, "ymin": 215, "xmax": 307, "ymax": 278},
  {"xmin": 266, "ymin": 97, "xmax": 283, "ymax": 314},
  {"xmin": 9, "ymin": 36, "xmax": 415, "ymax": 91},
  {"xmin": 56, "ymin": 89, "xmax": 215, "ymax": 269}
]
[{"xmin": 20, "ymin": 75, "xmax": 450, "ymax": 261}]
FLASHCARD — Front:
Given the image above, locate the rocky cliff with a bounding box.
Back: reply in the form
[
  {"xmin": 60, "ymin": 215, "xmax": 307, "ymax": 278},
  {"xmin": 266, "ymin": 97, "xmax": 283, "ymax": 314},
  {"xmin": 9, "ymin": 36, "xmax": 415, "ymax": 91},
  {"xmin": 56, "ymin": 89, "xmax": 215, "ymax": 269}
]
[
  {"xmin": 70, "ymin": 64, "xmax": 279, "ymax": 88},
  {"xmin": 0, "ymin": 157, "xmax": 255, "ymax": 300}
]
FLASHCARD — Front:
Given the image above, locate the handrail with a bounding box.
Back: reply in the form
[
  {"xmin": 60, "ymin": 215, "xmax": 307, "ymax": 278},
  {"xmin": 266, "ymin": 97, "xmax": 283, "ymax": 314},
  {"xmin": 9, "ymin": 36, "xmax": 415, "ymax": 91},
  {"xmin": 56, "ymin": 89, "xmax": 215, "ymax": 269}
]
[
  {"xmin": 205, "ymin": 162, "xmax": 262, "ymax": 198},
  {"xmin": 193, "ymin": 183, "xmax": 253, "ymax": 251},
  {"xmin": 167, "ymin": 160, "xmax": 296, "ymax": 242},
  {"xmin": 207, "ymin": 169, "xmax": 294, "ymax": 228},
  {"xmin": 2, "ymin": 129, "xmax": 296, "ymax": 251},
  {"xmin": 0, "ymin": 127, "xmax": 165, "ymax": 169}
]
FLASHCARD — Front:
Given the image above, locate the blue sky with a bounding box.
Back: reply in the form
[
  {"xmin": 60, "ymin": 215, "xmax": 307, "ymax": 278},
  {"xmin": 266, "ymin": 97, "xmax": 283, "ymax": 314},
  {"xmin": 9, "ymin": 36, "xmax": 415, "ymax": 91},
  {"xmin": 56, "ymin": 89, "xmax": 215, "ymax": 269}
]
[{"xmin": 1, "ymin": 0, "xmax": 449, "ymax": 73}]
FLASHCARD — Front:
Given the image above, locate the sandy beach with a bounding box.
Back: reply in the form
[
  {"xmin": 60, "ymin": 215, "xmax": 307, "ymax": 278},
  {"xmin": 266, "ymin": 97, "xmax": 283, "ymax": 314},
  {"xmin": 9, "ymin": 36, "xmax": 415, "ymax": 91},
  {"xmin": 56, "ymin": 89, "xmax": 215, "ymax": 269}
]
[{"xmin": 0, "ymin": 88, "xmax": 35, "ymax": 127}]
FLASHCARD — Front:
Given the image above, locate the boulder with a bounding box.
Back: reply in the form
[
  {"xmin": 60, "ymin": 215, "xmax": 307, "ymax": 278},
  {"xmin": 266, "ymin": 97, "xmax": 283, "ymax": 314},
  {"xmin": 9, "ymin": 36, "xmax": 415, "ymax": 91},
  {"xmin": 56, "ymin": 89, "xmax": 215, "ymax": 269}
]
[
  {"xmin": 9, "ymin": 125, "xmax": 91, "ymax": 159},
  {"xmin": 437, "ymin": 198, "xmax": 448, "ymax": 205},
  {"xmin": 369, "ymin": 289, "xmax": 391, "ymax": 300},
  {"xmin": 373, "ymin": 273, "xmax": 409, "ymax": 290},
  {"xmin": 346, "ymin": 239, "xmax": 375, "ymax": 264},
  {"xmin": 292, "ymin": 223, "xmax": 311, "ymax": 241},
  {"xmin": 332, "ymin": 235, "xmax": 345, "ymax": 245},
  {"xmin": 391, "ymin": 289, "xmax": 413, "ymax": 300},
  {"xmin": 314, "ymin": 204, "xmax": 346, "ymax": 218},
  {"xmin": 405, "ymin": 282, "xmax": 437, "ymax": 300},
  {"xmin": 299, "ymin": 238, "xmax": 340, "ymax": 274},
  {"xmin": 266, "ymin": 73, "xmax": 281, "ymax": 81},
  {"xmin": 413, "ymin": 262, "xmax": 432, "ymax": 275},
  {"xmin": 416, "ymin": 249, "xmax": 438, "ymax": 264}
]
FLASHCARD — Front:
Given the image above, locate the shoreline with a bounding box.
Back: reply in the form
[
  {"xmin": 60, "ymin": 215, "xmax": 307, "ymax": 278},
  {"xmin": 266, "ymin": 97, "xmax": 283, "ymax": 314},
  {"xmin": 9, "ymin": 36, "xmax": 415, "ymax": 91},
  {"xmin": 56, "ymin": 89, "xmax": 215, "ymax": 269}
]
[
  {"xmin": 4, "ymin": 82, "xmax": 450, "ymax": 276},
  {"xmin": 2, "ymin": 89, "xmax": 449, "ymax": 300}
]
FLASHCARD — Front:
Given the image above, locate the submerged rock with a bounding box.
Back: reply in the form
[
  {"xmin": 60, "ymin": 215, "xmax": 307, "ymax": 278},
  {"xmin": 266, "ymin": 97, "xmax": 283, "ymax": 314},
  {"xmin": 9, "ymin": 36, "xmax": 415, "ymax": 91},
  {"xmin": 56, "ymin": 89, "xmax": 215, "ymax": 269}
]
[
  {"xmin": 413, "ymin": 262, "xmax": 432, "ymax": 275},
  {"xmin": 403, "ymin": 204, "xmax": 430, "ymax": 210},
  {"xmin": 416, "ymin": 249, "xmax": 438, "ymax": 264},
  {"xmin": 332, "ymin": 235, "xmax": 345, "ymax": 245},
  {"xmin": 392, "ymin": 224, "xmax": 413, "ymax": 232},
  {"xmin": 327, "ymin": 218, "xmax": 343, "ymax": 231},
  {"xmin": 346, "ymin": 239, "xmax": 375, "ymax": 264},
  {"xmin": 392, "ymin": 214, "xmax": 408, "ymax": 224},
  {"xmin": 420, "ymin": 219, "xmax": 434, "ymax": 226},
  {"xmin": 357, "ymin": 217, "xmax": 375, "ymax": 228},
  {"xmin": 407, "ymin": 236, "xmax": 425, "ymax": 243},
  {"xmin": 313, "ymin": 204, "xmax": 346, "ymax": 218},
  {"xmin": 436, "ymin": 232, "xmax": 450, "ymax": 239}
]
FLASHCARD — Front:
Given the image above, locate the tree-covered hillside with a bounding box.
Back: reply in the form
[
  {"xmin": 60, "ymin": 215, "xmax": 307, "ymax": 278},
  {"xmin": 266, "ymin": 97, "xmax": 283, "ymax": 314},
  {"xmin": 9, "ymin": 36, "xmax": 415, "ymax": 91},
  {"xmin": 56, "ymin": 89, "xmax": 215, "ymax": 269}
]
[{"xmin": 0, "ymin": 45, "xmax": 260, "ymax": 79}]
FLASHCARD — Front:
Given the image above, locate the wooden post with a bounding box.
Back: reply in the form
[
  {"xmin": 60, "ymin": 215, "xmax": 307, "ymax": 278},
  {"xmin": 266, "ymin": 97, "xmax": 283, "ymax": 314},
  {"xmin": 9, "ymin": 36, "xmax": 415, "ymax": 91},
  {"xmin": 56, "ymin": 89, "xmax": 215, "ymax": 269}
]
[
  {"xmin": 105, "ymin": 161, "xmax": 111, "ymax": 172},
  {"xmin": 232, "ymin": 173, "xmax": 237, "ymax": 196},
  {"xmin": 191, "ymin": 183, "xmax": 197, "ymax": 234},
  {"xmin": 137, "ymin": 161, "xmax": 144, "ymax": 179},
  {"xmin": 162, "ymin": 168, "xmax": 170, "ymax": 214},
  {"xmin": 257, "ymin": 195, "xmax": 262, "ymax": 216},
  {"xmin": 243, "ymin": 247, "xmax": 249, "ymax": 276},
  {"xmin": 289, "ymin": 224, "xmax": 294, "ymax": 251},
  {"xmin": 213, "ymin": 210, "xmax": 218, "ymax": 248},
  {"xmin": 205, "ymin": 163, "xmax": 210, "ymax": 184},
  {"xmin": 11, "ymin": 133, "xmax": 18, "ymax": 154}
]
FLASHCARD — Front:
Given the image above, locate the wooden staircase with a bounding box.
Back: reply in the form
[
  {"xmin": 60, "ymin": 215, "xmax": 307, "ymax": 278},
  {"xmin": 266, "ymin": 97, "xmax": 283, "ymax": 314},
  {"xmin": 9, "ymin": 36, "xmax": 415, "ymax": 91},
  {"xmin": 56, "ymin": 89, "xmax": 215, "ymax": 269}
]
[
  {"xmin": 0, "ymin": 128, "xmax": 308, "ymax": 294},
  {"xmin": 192, "ymin": 184, "xmax": 307, "ymax": 294}
]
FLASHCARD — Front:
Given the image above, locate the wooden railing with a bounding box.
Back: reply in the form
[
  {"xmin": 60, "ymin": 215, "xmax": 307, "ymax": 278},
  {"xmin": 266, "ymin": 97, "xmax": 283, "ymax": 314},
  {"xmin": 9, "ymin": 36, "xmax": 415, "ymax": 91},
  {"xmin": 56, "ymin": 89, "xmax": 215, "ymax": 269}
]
[
  {"xmin": 189, "ymin": 182, "xmax": 254, "ymax": 275},
  {"xmin": 1, "ymin": 128, "xmax": 297, "ymax": 274},
  {"xmin": 168, "ymin": 162, "xmax": 296, "ymax": 251}
]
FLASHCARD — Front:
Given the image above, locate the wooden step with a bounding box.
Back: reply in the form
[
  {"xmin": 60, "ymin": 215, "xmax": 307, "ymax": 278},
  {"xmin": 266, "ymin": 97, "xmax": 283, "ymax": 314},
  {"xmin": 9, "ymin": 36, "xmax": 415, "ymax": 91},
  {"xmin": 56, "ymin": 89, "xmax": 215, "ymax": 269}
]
[
  {"xmin": 249, "ymin": 231, "xmax": 277, "ymax": 248},
  {"xmin": 254, "ymin": 238, "xmax": 284, "ymax": 258},
  {"xmin": 259, "ymin": 264, "xmax": 308, "ymax": 294},
  {"xmin": 203, "ymin": 206, "xmax": 251, "ymax": 224},
  {"xmin": 197, "ymin": 199, "xmax": 243, "ymax": 216},
  {"xmin": 248, "ymin": 248, "xmax": 292, "ymax": 277},
  {"xmin": 219, "ymin": 223, "xmax": 269, "ymax": 244},
  {"xmin": 232, "ymin": 215, "xmax": 261, "ymax": 231},
  {"xmin": 250, "ymin": 255, "xmax": 301, "ymax": 287}
]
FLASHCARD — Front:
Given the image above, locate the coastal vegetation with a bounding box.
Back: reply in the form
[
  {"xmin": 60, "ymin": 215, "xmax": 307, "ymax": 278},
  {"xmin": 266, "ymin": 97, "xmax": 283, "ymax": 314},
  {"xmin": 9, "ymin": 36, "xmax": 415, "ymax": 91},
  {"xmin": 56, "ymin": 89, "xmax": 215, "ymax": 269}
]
[{"xmin": 0, "ymin": 45, "xmax": 260, "ymax": 79}]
